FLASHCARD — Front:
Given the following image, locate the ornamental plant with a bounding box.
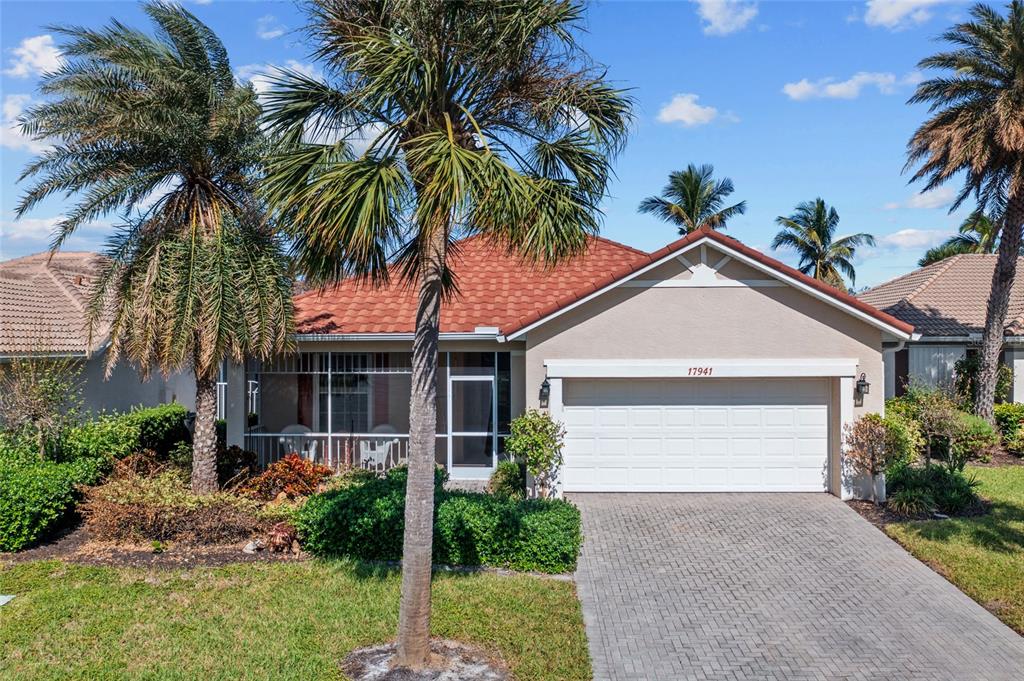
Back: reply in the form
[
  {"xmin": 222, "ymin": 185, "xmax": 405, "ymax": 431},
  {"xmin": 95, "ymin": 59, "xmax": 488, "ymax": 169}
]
[
  {"xmin": 844, "ymin": 413, "xmax": 900, "ymax": 506},
  {"xmin": 505, "ymin": 410, "xmax": 566, "ymax": 500},
  {"xmin": 241, "ymin": 454, "xmax": 333, "ymax": 500}
]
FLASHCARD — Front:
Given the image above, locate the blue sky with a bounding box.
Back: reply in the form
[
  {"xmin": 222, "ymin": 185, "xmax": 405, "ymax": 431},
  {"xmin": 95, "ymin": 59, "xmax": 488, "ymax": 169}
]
[{"xmin": 0, "ymin": 0, "xmax": 980, "ymax": 288}]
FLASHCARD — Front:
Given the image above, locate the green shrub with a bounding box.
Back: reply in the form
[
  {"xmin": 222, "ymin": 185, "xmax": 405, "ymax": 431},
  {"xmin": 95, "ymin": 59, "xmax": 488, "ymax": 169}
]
[
  {"xmin": 122, "ymin": 403, "xmax": 190, "ymax": 458},
  {"xmin": 60, "ymin": 414, "xmax": 140, "ymax": 464},
  {"xmin": 887, "ymin": 465, "xmax": 980, "ymax": 515},
  {"xmin": 0, "ymin": 431, "xmax": 38, "ymax": 466},
  {"xmin": 948, "ymin": 413, "xmax": 998, "ymax": 472},
  {"xmin": 488, "ymin": 460, "xmax": 526, "ymax": 499},
  {"xmin": 883, "ymin": 412, "xmax": 923, "ymax": 463},
  {"xmin": 295, "ymin": 473, "xmax": 582, "ymax": 573},
  {"xmin": 994, "ymin": 402, "xmax": 1024, "ymax": 439},
  {"xmin": 505, "ymin": 409, "xmax": 565, "ymax": 498},
  {"xmin": 0, "ymin": 460, "xmax": 78, "ymax": 552},
  {"xmin": 888, "ymin": 488, "xmax": 935, "ymax": 518}
]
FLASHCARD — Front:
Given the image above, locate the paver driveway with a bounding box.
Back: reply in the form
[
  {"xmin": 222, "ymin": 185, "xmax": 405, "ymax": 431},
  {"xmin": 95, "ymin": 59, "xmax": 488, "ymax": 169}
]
[{"xmin": 570, "ymin": 493, "xmax": 1024, "ymax": 681}]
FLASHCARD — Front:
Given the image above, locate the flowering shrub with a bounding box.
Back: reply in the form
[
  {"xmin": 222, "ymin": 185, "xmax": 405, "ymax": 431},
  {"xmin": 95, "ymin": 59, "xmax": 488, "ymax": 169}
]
[{"xmin": 241, "ymin": 454, "xmax": 332, "ymax": 500}]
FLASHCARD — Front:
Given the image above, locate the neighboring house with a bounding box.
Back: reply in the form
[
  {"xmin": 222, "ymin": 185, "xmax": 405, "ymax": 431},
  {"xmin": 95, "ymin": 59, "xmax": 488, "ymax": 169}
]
[
  {"xmin": 222, "ymin": 227, "xmax": 913, "ymax": 500},
  {"xmin": 0, "ymin": 251, "xmax": 196, "ymax": 414},
  {"xmin": 859, "ymin": 254, "xmax": 1024, "ymax": 401}
]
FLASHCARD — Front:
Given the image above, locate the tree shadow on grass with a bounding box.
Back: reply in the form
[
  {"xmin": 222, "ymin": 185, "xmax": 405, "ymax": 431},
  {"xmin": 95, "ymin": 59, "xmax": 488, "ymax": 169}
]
[{"xmin": 897, "ymin": 499, "xmax": 1024, "ymax": 554}]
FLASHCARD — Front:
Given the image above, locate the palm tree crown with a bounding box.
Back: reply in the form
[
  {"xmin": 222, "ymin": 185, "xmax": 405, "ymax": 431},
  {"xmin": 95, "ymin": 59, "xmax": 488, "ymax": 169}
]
[
  {"xmin": 771, "ymin": 199, "xmax": 875, "ymax": 292},
  {"xmin": 919, "ymin": 212, "xmax": 999, "ymax": 266},
  {"xmin": 15, "ymin": 1, "xmax": 293, "ymax": 493},
  {"xmin": 638, "ymin": 163, "xmax": 746, "ymax": 234},
  {"xmin": 261, "ymin": 0, "xmax": 631, "ymax": 668},
  {"xmin": 906, "ymin": 1, "xmax": 1024, "ymax": 421}
]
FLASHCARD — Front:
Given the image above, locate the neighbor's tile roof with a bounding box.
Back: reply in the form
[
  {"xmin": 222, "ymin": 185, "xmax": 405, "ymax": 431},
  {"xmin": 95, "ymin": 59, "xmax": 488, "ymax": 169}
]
[
  {"xmin": 858, "ymin": 254, "xmax": 1024, "ymax": 337},
  {"xmin": 295, "ymin": 227, "xmax": 914, "ymax": 337},
  {"xmin": 0, "ymin": 251, "xmax": 109, "ymax": 354}
]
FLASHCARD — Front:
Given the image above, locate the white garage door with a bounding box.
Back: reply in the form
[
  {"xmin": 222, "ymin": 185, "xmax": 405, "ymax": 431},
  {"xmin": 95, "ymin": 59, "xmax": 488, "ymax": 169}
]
[{"xmin": 561, "ymin": 378, "xmax": 830, "ymax": 492}]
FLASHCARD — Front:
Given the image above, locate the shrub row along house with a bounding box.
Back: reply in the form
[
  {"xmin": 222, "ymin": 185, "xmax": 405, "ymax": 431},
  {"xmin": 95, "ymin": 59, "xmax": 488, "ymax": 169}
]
[{"xmin": 213, "ymin": 227, "xmax": 914, "ymax": 499}]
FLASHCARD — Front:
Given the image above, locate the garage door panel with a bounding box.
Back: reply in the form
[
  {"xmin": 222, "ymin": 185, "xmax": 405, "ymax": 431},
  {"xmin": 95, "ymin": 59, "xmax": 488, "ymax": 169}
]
[{"xmin": 561, "ymin": 378, "xmax": 829, "ymax": 492}]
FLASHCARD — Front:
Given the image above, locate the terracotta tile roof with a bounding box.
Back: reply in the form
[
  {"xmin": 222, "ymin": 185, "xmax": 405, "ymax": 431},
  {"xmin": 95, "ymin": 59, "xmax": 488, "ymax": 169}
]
[
  {"xmin": 294, "ymin": 235, "xmax": 649, "ymax": 334},
  {"xmin": 0, "ymin": 251, "xmax": 109, "ymax": 354},
  {"xmin": 859, "ymin": 254, "xmax": 1024, "ymax": 338},
  {"xmin": 296, "ymin": 227, "xmax": 913, "ymax": 338}
]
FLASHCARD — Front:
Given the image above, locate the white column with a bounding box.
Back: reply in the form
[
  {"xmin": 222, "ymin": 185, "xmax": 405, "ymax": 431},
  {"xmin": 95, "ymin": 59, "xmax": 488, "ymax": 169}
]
[
  {"xmin": 1009, "ymin": 348, "xmax": 1024, "ymax": 404},
  {"xmin": 548, "ymin": 377, "xmax": 565, "ymax": 498},
  {"xmin": 224, "ymin": 361, "xmax": 246, "ymax": 448},
  {"xmin": 882, "ymin": 349, "xmax": 896, "ymax": 401},
  {"xmin": 839, "ymin": 375, "xmax": 856, "ymax": 501}
]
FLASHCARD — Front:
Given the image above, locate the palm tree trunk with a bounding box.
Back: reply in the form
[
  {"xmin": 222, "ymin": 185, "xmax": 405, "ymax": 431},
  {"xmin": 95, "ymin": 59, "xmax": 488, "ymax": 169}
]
[
  {"xmin": 975, "ymin": 197, "xmax": 1024, "ymax": 422},
  {"xmin": 394, "ymin": 231, "xmax": 445, "ymax": 669},
  {"xmin": 191, "ymin": 369, "xmax": 219, "ymax": 494}
]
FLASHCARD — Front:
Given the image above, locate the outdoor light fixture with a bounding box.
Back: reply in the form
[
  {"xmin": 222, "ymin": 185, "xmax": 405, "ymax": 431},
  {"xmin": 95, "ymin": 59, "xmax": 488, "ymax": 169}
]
[
  {"xmin": 856, "ymin": 373, "xmax": 870, "ymax": 396},
  {"xmin": 539, "ymin": 377, "xmax": 551, "ymax": 408}
]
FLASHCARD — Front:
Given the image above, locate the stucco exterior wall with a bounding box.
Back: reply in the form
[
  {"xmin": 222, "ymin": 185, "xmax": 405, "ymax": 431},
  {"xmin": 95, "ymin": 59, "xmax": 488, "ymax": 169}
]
[
  {"xmin": 522, "ymin": 282, "xmax": 885, "ymax": 418},
  {"xmin": 81, "ymin": 354, "xmax": 195, "ymax": 414}
]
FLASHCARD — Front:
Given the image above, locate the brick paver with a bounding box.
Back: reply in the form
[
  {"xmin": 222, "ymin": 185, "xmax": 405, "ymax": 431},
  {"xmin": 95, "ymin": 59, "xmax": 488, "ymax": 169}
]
[{"xmin": 570, "ymin": 493, "xmax": 1024, "ymax": 681}]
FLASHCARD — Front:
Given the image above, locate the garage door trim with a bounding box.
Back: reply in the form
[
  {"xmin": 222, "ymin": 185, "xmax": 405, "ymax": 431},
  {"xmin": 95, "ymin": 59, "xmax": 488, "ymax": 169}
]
[{"xmin": 545, "ymin": 358, "xmax": 858, "ymax": 379}]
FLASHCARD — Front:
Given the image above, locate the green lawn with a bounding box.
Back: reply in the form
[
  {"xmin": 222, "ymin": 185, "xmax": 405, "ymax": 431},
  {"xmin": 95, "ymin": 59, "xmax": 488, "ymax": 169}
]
[
  {"xmin": 885, "ymin": 465, "xmax": 1024, "ymax": 635},
  {"xmin": 0, "ymin": 559, "xmax": 590, "ymax": 681}
]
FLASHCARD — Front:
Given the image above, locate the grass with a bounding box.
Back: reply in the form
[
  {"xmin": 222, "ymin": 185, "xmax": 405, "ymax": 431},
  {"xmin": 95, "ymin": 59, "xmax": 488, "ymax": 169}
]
[
  {"xmin": 885, "ymin": 465, "xmax": 1024, "ymax": 635},
  {"xmin": 0, "ymin": 559, "xmax": 590, "ymax": 681}
]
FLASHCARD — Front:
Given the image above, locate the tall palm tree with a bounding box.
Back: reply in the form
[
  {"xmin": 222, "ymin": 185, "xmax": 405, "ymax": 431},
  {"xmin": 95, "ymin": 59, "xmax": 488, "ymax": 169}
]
[
  {"xmin": 919, "ymin": 212, "xmax": 999, "ymax": 266},
  {"xmin": 15, "ymin": 1, "xmax": 293, "ymax": 493},
  {"xmin": 907, "ymin": 1, "xmax": 1024, "ymax": 422},
  {"xmin": 771, "ymin": 199, "xmax": 875, "ymax": 292},
  {"xmin": 638, "ymin": 163, "xmax": 746, "ymax": 233},
  {"xmin": 261, "ymin": 0, "xmax": 630, "ymax": 669}
]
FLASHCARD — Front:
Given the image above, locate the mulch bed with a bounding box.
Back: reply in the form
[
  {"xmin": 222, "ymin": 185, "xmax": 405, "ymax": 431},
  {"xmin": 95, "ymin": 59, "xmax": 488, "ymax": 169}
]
[
  {"xmin": 971, "ymin": 449, "xmax": 1024, "ymax": 468},
  {"xmin": 846, "ymin": 500, "xmax": 907, "ymax": 530},
  {"xmin": 342, "ymin": 639, "xmax": 510, "ymax": 681},
  {"xmin": 0, "ymin": 521, "xmax": 307, "ymax": 569}
]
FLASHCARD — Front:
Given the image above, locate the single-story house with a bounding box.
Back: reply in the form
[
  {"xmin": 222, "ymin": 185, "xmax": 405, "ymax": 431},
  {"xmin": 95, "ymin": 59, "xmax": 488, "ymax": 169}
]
[
  {"xmin": 0, "ymin": 251, "xmax": 196, "ymax": 414},
  {"xmin": 221, "ymin": 227, "xmax": 914, "ymax": 500},
  {"xmin": 858, "ymin": 254, "xmax": 1024, "ymax": 401}
]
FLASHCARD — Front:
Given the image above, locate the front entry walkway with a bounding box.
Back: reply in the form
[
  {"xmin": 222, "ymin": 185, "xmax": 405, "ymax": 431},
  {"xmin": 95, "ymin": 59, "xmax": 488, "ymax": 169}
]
[{"xmin": 570, "ymin": 493, "xmax": 1024, "ymax": 681}]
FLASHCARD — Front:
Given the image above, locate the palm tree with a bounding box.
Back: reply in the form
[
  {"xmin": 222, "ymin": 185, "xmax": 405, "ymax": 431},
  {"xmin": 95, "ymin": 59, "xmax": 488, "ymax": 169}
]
[
  {"xmin": 638, "ymin": 163, "xmax": 746, "ymax": 233},
  {"xmin": 771, "ymin": 199, "xmax": 875, "ymax": 292},
  {"xmin": 261, "ymin": 0, "xmax": 630, "ymax": 669},
  {"xmin": 906, "ymin": 2, "xmax": 1024, "ymax": 422},
  {"xmin": 15, "ymin": 1, "xmax": 293, "ymax": 493},
  {"xmin": 919, "ymin": 212, "xmax": 999, "ymax": 265}
]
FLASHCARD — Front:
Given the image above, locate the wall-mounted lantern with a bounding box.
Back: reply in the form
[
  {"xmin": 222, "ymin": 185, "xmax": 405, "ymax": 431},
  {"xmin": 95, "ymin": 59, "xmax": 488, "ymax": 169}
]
[
  {"xmin": 539, "ymin": 377, "xmax": 551, "ymax": 408},
  {"xmin": 856, "ymin": 373, "xmax": 870, "ymax": 396}
]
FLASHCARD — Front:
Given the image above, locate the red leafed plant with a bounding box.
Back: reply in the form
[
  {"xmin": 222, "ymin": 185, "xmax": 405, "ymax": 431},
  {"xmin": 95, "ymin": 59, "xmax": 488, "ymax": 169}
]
[{"xmin": 242, "ymin": 454, "xmax": 333, "ymax": 501}]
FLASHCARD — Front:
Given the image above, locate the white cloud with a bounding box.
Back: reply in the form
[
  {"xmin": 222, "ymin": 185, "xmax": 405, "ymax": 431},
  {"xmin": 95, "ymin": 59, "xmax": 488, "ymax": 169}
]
[
  {"xmin": 0, "ymin": 94, "xmax": 49, "ymax": 154},
  {"xmin": 864, "ymin": 0, "xmax": 948, "ymax": 30},
  {"xmin": 875, "ymin": 228, "xmax": 952, "ymax": 251},
  {"xmin": 656, "ymin": 93, "xmax": 720, "ymax": 127},
  {"xmin": 236, "ymin": 60, "xmax": 318, "ymax": 95},
  {"xmin": 695, "ymin": 0, "xmax": 759, "ymax": 36},
  {"xmin": 256, "ymin": 15, "xmax": 286, "ymax": 40},
  {"xmin": 3, "ymin": 34, "xmax": 62, "ymax": 78},
  {"xmin": 782, "ymin": 71, "xmax": 919, "ymax": 100},
  {"xmin": 0, "ymin": 215, "xmax": 62, "ymax": 242},
  {"xmin": 883, "ymin": 186, "xmax": 957, "ymax": 210}
]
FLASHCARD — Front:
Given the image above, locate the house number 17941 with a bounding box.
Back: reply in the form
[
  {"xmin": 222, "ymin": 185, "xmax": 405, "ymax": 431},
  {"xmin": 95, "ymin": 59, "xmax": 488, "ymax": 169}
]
[{"xmin": 688, "ymin": 367, "xmax": 713, "ymax": 376}]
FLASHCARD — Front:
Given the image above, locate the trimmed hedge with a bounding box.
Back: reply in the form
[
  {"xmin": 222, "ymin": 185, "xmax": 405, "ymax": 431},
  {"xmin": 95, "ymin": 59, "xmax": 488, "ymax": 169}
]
[
  {"xmin": 295, "ymin": 469, "xmax": 582, "ymax": 573},
  {"xmin": 0, "ymin": 460, "xmax": 79, "ymax": 552},
  {"xmin": 121, "ymin": 403, "xmax": 191, "ymax": 457}
]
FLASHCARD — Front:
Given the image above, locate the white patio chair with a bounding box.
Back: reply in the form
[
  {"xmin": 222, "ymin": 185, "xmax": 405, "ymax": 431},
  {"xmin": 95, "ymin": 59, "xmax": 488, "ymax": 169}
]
[{"xmin": 279, "ymin": 424, "xmax": 315, "ymax": 461}]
